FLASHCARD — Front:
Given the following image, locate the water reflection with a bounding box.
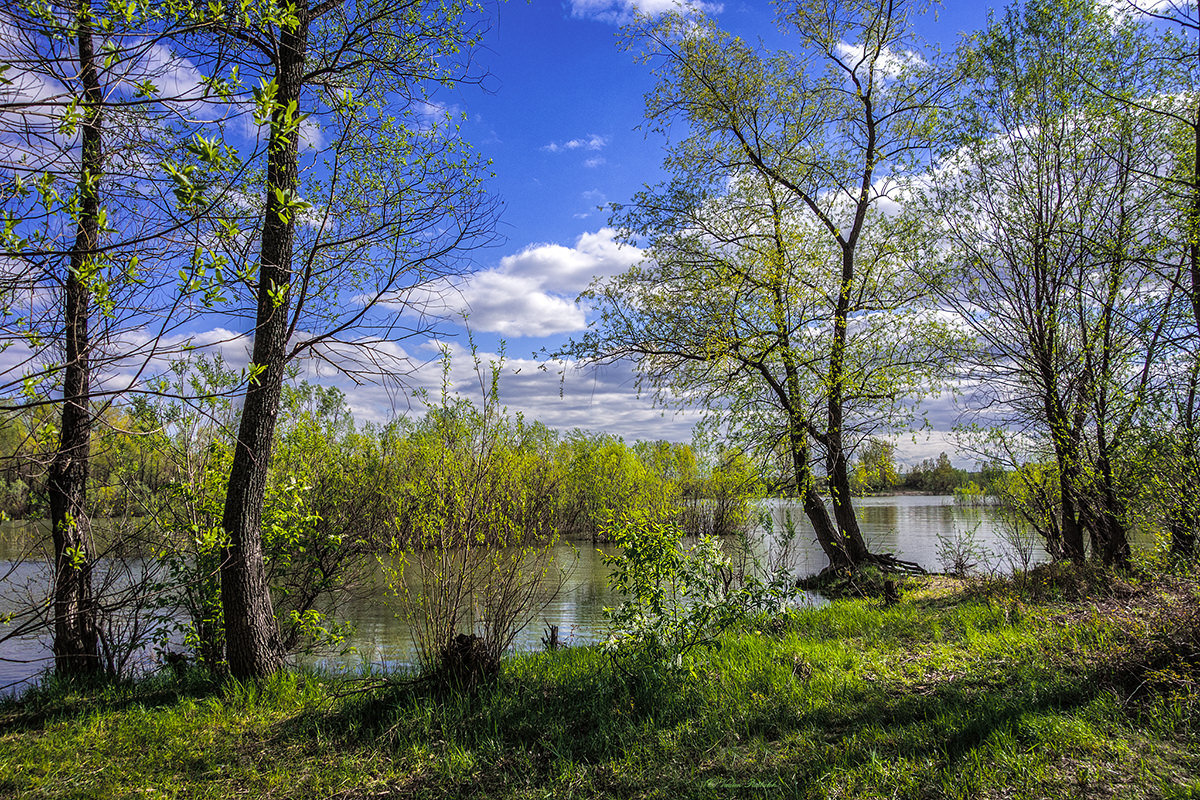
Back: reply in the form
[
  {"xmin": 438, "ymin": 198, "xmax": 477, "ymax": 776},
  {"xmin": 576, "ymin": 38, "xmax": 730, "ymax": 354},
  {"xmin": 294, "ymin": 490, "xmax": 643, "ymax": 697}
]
[{"xmin": 2, "ymin": 496, "xmax": 1024, "ymax": 690}]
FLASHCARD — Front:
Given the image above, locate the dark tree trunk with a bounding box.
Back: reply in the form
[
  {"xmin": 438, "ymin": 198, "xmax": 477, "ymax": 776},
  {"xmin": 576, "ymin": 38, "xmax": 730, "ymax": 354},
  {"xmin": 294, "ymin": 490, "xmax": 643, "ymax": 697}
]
[
  {"xmin": 1172, "ymin": 417, "xmax": 1200, "ymax": 560},
  {"xmin": 1042, "ymin": 360, "xmax": 1086, "ymax": 564},
  {"xmin": 789, "ymin": 424, "xmax": 850, "ymax": 569},
  {"xmin": 1094, "ymin": 430, "xmax": 1130, "ymax": 567},
  {"xmin": 1059, "ymin": 481, "xmax": 1086, "ymax": 563},
  {"xmin": 47, "ymin": 3, "xmax": 102, "ymax": 679},
  {"xmin": 825, "ymin": 246, "xmax": 871, "ymax": 566},
  {"xmin": 220, "ymin": 10, "xmax": 310, "ymax": 679},
  {"xmin": 1170, "ymin": 511, "xmax": 1197, "ymax": 559},
  {"xmin": 827, "ymin": 447, "xmax": 870, "ymax": 564},
  {"xmin": 1178, "ymin": 107, "xmax": 1200, "ymax": 560},
  {"xmin": 766, "ymin": 214, "xmax": 852, "ymax": 570}
]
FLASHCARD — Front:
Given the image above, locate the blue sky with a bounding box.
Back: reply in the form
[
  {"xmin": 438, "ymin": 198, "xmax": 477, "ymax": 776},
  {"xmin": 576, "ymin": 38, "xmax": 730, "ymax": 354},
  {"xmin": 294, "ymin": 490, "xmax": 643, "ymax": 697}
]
[{"xmin": 0, "ymin": 0, "xmax": 1181, "ymax": 467}]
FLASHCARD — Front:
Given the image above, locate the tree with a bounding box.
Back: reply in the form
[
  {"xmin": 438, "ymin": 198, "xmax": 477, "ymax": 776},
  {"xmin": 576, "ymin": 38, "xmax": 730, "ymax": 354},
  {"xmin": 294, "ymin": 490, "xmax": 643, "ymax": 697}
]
[
  {"xmin": 904, "ymin": 452, "xmax": 963, "ymax": 495},
  {"xmin": 192, "ymin": 0, "xmax": 497, "ymax": 677},
  {"xmin": 1106, "ymin": 0, "xmax": 1200, "ymax": 557},
  {"xmin": 567, "ymin": 0, "xmax": 953, "ymax": 572},
  {"xmin": 924, "ymin": 0, "xmax": 1168, "ymax": 564},
  {"xmin": 0, "ymin": 1, "xmax": 234, "ymax": 676},
  {"xmin": 851, "ymin": 438, "xmax": 899, "ymax": 495}
]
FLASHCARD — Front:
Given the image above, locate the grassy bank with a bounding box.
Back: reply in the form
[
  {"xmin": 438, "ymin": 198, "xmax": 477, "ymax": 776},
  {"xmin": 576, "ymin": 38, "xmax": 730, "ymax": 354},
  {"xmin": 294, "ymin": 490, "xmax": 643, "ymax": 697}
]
[{"xmin": 2, "ymin": 567, "xmax": 1198, "ymax": 799}]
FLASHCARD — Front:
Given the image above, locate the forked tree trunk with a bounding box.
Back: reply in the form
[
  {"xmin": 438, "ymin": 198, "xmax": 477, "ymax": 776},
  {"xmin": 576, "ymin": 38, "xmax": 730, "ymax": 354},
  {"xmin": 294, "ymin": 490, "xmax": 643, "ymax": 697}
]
[
  {"xmin": 789, "ymin": 424, "xmax": 851, "ymax": 569},
  {"xmin": 1094, "ymin": 430, "xmax": 1130, "ymax": 567},
  {"xmin": 823, "ymin": 246, "xmax": 873, "ymax": 568},
  {"xmin": 827, "ymin": 448, "xmax": 871, "ymax": 564},
  {"xmin": 220, "ymin": 10, "xmax": 309, "ymax": 679},
  {"xmin": 47, "ymin": 3, "xmax": 103, "ymax": 678}
]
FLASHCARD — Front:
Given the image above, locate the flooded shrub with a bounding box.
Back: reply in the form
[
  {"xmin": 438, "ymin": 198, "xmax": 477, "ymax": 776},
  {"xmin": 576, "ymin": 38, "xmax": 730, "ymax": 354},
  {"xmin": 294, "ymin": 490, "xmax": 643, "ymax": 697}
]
[
  {"xmin": 383, "ymin": 354, "xmax": 567, "ymax": 684},
  {"xmin": 935, "ymin": 523, "xmax": 993, "ymax": 577}
]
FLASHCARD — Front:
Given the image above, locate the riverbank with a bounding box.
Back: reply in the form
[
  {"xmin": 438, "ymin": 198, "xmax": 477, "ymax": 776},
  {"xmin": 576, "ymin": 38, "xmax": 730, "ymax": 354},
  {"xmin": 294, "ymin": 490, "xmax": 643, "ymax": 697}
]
[{"xmin": 2, "ymin": 566, "xmax": 1198, "ymax": 799}]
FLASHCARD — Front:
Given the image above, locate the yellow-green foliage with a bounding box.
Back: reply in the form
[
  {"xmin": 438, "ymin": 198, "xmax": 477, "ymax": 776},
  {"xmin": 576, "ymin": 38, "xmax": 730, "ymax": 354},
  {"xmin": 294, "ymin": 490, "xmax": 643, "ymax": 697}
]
[
  {"xmin": 381, "ymin": 371, "xmax": 564, "ymax": 674},
  {"xmin": 554, "ymin": 431, "xmax": 681, "ymax": 539}
]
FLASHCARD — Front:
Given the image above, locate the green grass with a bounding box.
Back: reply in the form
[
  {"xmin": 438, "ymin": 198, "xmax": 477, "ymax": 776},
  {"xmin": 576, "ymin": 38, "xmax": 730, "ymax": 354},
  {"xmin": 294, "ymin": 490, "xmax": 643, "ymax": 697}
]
[{"xmin": 2, "ymin": 571, "xmax": 1199, "ymax": 799}]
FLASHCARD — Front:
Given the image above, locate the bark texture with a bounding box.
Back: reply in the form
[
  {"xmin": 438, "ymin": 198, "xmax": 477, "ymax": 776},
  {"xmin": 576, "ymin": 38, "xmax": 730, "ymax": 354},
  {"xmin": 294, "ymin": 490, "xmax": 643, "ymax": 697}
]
[
  {"xmin": 219, "ymin": 9, "xmax": 310, "ymax": 679},
  {"xmin": 48, "ymin": 3, "xmax": 102, "ymax": 678}
]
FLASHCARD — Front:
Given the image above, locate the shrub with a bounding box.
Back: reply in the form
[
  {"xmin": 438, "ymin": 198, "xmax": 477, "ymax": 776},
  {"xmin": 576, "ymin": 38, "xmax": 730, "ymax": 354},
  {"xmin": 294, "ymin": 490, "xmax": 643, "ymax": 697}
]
[
  {"xmin": 383, "ymin": 353, "xmax": 567, "ymax": 687},
  {"xmin": 601, "ymin": 506, "xmax": 795, "ymax": 675}
]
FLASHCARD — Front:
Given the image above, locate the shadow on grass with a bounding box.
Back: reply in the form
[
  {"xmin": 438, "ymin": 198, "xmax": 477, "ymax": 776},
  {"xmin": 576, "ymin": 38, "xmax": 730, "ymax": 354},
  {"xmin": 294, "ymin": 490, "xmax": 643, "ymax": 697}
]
[
  {"xmin": 262, "ymin": 645, "xmax": 1104, "ymax": 798},
  {"xmin": 0, "ymin": 668, "xmax": 222, "ymax": 733}
]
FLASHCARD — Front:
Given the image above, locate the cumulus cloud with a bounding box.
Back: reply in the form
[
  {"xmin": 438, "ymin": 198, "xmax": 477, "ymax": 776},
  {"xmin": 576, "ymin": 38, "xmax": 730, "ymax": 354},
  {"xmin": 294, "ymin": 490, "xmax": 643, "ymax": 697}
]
[
  {"xmin": 458, "ymin": 272, "xmax": 588, "ymax": 337},
  {"xmin": 542, "ymin": 134, "xmax": 607, "ymax": 153},
  {"xmin": 442, "ymin": 228, "xmax": 640, "ymax": 337},
  {"xmin": 569, "ymin": 0, "xmax": 722, "ymax": 24}
]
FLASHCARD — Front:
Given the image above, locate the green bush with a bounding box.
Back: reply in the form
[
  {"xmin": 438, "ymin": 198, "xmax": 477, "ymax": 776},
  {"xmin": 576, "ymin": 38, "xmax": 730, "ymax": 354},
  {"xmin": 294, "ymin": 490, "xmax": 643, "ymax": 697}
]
[
  {"xmin": 382, "ymin": 353, "xmax": 566, "ymax": 686},
  {"xmin": 600, "ymin": 506, "xmax": 795, "ymax": 676}
]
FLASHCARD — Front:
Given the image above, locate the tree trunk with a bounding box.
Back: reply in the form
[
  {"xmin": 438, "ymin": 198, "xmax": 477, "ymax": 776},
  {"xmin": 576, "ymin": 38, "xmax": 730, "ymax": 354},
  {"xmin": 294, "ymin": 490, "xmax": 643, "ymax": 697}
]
[
  {"xmin": 1042, "ymin": 365, "xmax": 1086, "ymax": 563},
  {"xmin": 789, "ymin": 423, "xmax": 850, "ymax": 569},
  {"xmin": 1170, "ymin": 509, "xmax": 1197, "ymax": 560},
  {"xmin": 1170, "ymin": 422, "xmax": 1199, "ymax": 560},
  {"xmin": 825, "ymin": 246, "xmax": 871, "ymax": 565},
  {"xmin": 1058, "ymin": 473, "xmax": 1086, "ymax": 564},
  {"xmin": 827, "ymin": 446, "xmax": 871, "ymax": 564},
  {"xmin": 1177, "ymin": 107, "xmax": 1200, "ymax": 560},
  {"xmin": 1094, "ymin": 428, "xmax": 1130, "ymax": 567},
  {"xmin": 220, "ymin": 10, "xmax": 309, "ymax": 679},
  {"xmin": 47, "ymin": 3, "xmax": 103, "ymax": 679}
]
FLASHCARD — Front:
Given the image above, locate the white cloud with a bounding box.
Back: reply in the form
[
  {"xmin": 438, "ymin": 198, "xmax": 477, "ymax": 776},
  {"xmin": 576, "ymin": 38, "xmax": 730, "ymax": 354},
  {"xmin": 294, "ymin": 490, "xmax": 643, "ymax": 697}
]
[
  {"xmin": 390, "ymin": 229, "xmax": 639, "ymax": 338},
  {"xmin": 451, "ymin": 228, "xmax": 640, "ymax": 337},
  {"xmin": 132, "ymin": 43, "xmax": 210, "ymax": 108},
  {"xmin": 1098, "ymin": 0, "xmax": 1178, "ymax": 17},
  {"xmin": 333, "ymin": 340, "xmax": 702, "ymax": 441},
  {"xmin": 497, "ymin": 228, "xmax": 635, "ymax": 292},
  {"xmin": 833, "ymin": 41, "xmax": 925, "ymax": 80},
  {"xmin": 569, "ymin": 0, "xmax": 722, "ymax": 24},
  {"xmin": 458, "ymin": 272, "xmax": 588, "ymax": 337},
  {"xmin": 542, "ymin": 133, "xmax": 607, "ymax": 153}
]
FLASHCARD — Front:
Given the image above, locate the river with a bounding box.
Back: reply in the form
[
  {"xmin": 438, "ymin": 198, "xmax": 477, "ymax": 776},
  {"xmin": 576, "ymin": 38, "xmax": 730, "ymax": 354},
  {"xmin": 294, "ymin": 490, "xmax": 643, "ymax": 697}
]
[{"xmin": 0, "ymin": 496, "xmax": 1024, "ymax": 693}]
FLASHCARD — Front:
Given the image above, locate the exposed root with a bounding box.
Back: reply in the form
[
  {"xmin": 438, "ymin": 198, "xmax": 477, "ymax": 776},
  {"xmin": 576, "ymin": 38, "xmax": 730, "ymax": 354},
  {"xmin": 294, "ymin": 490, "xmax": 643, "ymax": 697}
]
[
  {"xmin": 797, "ymin": 553, "xmax": 927, "ymax": 601},
  {"xmin": 863, "ymin": 551, "xmax": 926, "ymax": 575}
]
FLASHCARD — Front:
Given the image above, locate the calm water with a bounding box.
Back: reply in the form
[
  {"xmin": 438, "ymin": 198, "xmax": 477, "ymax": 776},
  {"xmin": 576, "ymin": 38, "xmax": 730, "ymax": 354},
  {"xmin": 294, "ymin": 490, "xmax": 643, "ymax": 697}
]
[{"xmin": 0, "ymin": 496, "xmax": 1023, "ymax": 692}]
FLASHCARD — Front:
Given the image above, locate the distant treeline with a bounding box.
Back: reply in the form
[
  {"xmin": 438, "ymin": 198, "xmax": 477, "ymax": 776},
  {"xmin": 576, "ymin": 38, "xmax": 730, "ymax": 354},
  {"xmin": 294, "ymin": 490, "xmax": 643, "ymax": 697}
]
[
  {"xmin": 847, "ymin": 439, "xmax": 979, "ymax": 496},
  {"xmin": 0, "ymin": 379, "xmax": 759, "ymax": 544}
]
